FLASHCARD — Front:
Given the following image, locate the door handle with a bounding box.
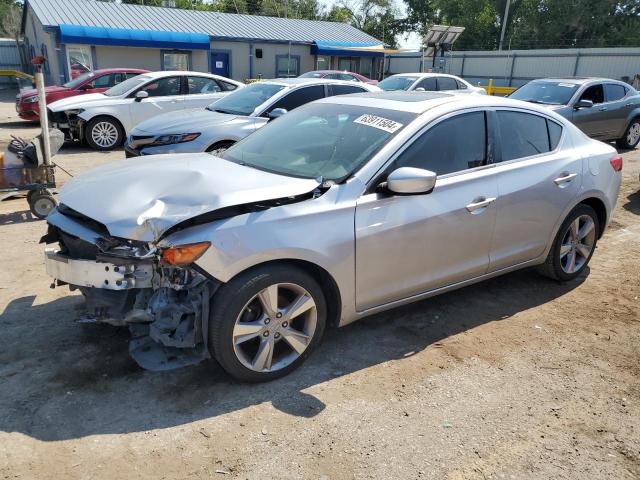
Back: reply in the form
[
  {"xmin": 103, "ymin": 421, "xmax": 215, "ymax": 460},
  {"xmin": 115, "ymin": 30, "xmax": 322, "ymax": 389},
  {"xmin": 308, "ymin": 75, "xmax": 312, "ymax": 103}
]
[
  {"xmin": 598, "ymin": 107, "xmax": 607, "ymax": 111},
  {"xmin": 465, "ymin": 196, "xmax": 496, "ymax": 213},
  {"xmin": 626, "ymin": 103, "xmax": 633, "ymax": 107},
  {"xmin": 554, "ymin": 172, "xmax": 577, "ymax": 185}
]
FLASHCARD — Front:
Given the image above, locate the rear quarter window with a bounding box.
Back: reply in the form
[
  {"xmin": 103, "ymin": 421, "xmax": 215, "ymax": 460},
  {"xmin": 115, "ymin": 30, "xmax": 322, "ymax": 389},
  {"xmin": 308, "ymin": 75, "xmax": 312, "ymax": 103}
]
[{"xmin": 547, "ymin": 120, "xmax": 563, "ymax": 150}]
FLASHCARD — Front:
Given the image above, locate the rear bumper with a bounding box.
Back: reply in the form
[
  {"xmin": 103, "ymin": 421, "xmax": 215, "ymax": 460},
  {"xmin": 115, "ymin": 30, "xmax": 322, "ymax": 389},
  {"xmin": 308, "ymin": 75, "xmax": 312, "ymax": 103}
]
[{"xmin": 44, "ymin": 248, "xmax": 153, "ymax": 290}]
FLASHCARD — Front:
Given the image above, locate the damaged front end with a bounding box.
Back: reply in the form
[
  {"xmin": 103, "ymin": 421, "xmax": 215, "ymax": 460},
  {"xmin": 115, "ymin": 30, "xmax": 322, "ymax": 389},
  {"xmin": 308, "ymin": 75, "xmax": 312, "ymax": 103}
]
[{"xmin": 41, "ymin": 206, "xmax": 219, "ymax": 371}]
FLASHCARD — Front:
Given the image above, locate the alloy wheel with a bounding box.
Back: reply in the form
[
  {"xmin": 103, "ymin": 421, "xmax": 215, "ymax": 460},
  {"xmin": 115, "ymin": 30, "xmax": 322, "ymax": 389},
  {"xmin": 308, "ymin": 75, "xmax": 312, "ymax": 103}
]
[
  {"xmin": 627, "ymin": 122, "xmax": 640, "ymax": 146},
  {"xmin": 91, "ymin": 121, "xmax": 119, "ymax": 148},
  {"xmin": 232, "ymin": 283, "xmax": 317, "ymax": 373},
  {"xmin": 559, "ymin": 214, "xmax": 596, "ymax": 274}
]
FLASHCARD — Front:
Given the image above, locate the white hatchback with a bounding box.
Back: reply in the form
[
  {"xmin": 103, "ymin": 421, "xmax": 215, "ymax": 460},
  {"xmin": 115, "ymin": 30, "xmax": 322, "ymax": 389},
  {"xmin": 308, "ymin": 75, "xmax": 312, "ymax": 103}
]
[{"xmin": 48, "ymin": 71, "xmax": 244, "ymax": 150}]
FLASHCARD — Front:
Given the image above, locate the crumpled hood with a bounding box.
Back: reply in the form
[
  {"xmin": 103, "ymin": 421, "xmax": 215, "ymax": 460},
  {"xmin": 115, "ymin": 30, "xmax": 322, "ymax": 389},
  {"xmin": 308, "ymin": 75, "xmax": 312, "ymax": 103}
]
[
  {"xmin": 57, "ymin": 153, "xmax": 319, "ymax": 242},
  {"xmin": 132, "ymin": 108, "xmax": 244, "ymax": 135},
  {"xmin": 49, "ymin": 93, "xmax": 108, "ymax": 112}
]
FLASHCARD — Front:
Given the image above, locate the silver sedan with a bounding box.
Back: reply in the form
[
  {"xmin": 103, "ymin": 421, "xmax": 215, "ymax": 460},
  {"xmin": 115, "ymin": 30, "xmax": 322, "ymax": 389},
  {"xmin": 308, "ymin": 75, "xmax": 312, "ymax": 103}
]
[{"xmin": 43, "ymin": 92, "xmax": 622, "ymax": 381}]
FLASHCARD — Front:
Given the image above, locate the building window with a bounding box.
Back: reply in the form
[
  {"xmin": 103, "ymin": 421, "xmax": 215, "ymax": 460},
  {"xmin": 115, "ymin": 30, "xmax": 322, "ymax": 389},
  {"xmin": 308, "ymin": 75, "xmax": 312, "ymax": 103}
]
[
  {"xmin": 66, "ymin": 44, "xmax": 93, "ymax": 79},
  {"xmin": 162, "ymin": 50, "xmax": 191, "ymax": 71},
  {"xmin": 316, "ymin": 55, "xmax": 330, "ymax": 70},
  {"xmin": 275, "ymin": 54, "xmax": 300, "ymax": 78}
]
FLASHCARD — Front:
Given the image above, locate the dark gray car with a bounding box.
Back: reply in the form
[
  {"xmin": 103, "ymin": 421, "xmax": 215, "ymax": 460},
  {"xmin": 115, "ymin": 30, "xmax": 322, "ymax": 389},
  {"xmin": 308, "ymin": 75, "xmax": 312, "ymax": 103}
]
[{"xmin": 510, "ymin": 78, "xmax": 640, "ymax": 149}]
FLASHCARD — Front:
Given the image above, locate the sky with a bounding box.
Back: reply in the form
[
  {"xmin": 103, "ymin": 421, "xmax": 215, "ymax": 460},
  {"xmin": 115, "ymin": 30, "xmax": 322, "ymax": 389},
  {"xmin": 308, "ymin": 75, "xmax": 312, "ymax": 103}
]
[{"xmin": 318, "ymin": 0, "xmax": 423, "ymax": 49}]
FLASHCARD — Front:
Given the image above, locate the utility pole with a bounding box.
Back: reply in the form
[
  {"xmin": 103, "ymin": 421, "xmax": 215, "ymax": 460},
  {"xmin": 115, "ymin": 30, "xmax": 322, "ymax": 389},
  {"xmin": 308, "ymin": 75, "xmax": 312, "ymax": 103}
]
[{"xmin": 498, "ymin": 0, "xmax": 511, "ymax": 51}]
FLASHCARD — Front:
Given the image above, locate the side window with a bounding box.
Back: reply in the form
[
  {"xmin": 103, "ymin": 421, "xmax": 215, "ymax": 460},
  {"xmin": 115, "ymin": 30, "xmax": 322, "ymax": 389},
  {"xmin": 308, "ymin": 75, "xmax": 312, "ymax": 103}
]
[
  {"xmin": 456, "ymin": 80, "xmax": 468, "ymax": 90},
  {"xmin": 126, "ymin": 72, "xmax": 143, "ymax": 80},
  {"xmin": 187, "ymin": 76, "xmax": 221, "ymax": 94},
  {"xmin": 325, "ymin": 73, "xmax": 340, "ymax": 80},
  {"xmin": 339, "ymin": 73, "xmax": 358, "ymax": 81},
  {"xmin": 113, "ymin": 73, "xmax": 127, "ymax": 85},
  {"xmin": 91, "ymin": 74, "xmax": 117, "ymax": 88},
  {"xmin": 438, "ymin": 77, "xmax": 458, "ymax": 91},
  {"xmin": 547, "ymin": 119, "xmax": 563, "ymax": 150},
  {"xmin": 218, "ymin": 80, "xmax": 238, "ymax": 91},
  {"xmin": 497, "ymin": 111, "xmax": 550, "ymax": 161},
  {"xmin": 580, "ymin": 84, "xmax": 604, "ymax": 104},
  {"xmin": 394, "ymin": 111, "xmax": 487, "ymax": 176},
  {"xmin": 328, "ymin": 84, "xmax": 367, "ymax": 96},
  {"xmin": 416, "ymin": 77, "xmax": 437, "ymax": 91},
  {"xmin": 138, "ymin": 77, "xmax": 182, "ymax": 98},
  {"xmin": 268, "ymin": 85, "xmax": 325, "ymax": 112},
  {"xmin": 605, "ymin": 83, "xmax": 627, "ymax": 102}
]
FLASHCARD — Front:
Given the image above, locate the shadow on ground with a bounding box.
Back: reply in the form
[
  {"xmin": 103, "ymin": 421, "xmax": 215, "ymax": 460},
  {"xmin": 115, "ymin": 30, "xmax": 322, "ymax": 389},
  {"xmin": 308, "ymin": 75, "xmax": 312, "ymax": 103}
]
[
  {"xmin": 623, "ymin": 190, "xmax": 640, "ymax": 215},
  {"xmin": 0, "ymin": 268, "xmax": 586, "ymax": 441},
  {"xmin": 0, "ymin": 208, "xmax": 41, "ymax": 225}
]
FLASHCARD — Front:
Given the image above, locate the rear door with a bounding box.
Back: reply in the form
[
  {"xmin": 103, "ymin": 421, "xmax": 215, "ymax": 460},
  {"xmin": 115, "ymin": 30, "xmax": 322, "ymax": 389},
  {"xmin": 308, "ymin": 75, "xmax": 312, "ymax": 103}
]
[
  {"xmin": 604, "ymin": 83, "xmax": 631, "ymax": 137},
  {"xmin": 437, "ymin": 76, "xmax": 459, "ymax": 92},
  {"xmin": 183, "ymin": 75, "xmax": 226, "ymax": 109},
  {"xmin": 413, "ymin": 76, "xmax": 437, "ymax": 91},
  {"xmin": 327, "ymin": 84, "xmax": 368, "ymax": 97},
  {"xmin": 261, "ymin": 85, "xmax": 325, "ymax": 116},
  {"xmin": 489, "ymin": 109, "xmax": 582, "ymax": 271},
  {"xmin": 129, "ymin": 76, "xmax": 185, "ymax": 127},
  {"xmin": 355, "ymin": 110, "xmax": 498, "ymax": 310}
]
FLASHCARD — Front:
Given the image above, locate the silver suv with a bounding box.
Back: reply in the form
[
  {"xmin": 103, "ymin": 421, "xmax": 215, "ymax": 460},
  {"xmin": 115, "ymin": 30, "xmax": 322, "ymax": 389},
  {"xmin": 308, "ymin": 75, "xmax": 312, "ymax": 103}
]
[{"xmin": 43, "ymin": 92, "xmax": 622, "ymax": 381}]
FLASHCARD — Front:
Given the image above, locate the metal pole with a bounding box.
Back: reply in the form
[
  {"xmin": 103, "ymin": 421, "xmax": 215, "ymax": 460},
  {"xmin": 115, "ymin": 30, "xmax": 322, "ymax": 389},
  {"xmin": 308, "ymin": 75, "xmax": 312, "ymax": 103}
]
[
  {"xmin": 498, "ymin": 0, "xmax": 511, "ymax": 51},
  {"xmin": 35, "ymin": 64, "xmax": 51, "ymax": 165}
]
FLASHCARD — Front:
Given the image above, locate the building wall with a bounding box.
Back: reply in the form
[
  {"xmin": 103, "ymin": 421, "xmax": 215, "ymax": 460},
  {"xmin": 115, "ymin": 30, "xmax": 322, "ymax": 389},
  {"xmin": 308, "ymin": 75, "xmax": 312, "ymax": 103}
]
[
  {"xmin": 252, "ymin": 42, "xmax": 313, "ymax": 79},
  {"xmin": 0, "ymin": 39, "xmax": 21, "ymax": 86},
  {"xmin": 211, "ymin": 40, "xmax": 250, "ymax": 80},
  {"xmin": 94, "ymin": 46, "xmax": 208, "ymax": 73},
  {"xmin": 23, "ymin": 5, "xmax": 60, "ymax": 85}
]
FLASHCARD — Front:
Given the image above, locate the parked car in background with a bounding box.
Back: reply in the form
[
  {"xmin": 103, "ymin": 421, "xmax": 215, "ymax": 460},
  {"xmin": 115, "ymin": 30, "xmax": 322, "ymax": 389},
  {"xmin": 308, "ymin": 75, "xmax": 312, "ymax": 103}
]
[
  {"xmin": 48, "ymin": 71, "xmax": 243, "ymax": 150},
  {"xmin": 125, "ymin": 78, "xmax": 380, "ymax": 157},
  {"xmin": 510, "ymin": 77, "xmax": 640, "ymax": 149},
  {"xmin": 299, "ymin": 70, "xmax": 378, "ymax": 85},
  {"xmin": 378, "ymin": 73, "xmax": 486, "ymax": 95},
  {"xmin": 43, "ymin": 92, "xmax": 621, "ymax": 381},
  {"xmin": 15, "ymin": 68, "xmax": 149, "ymax": 121}
]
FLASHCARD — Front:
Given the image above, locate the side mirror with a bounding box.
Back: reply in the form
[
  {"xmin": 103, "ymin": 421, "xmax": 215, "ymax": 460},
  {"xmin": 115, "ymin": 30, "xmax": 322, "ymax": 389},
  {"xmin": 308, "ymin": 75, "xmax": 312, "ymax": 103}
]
[
  {"xmin": 386, "ymin": 167, "xmax": 437, "ymax": 195},
  {"xmin": 268, "ymin": 108, "xmax": 288, "ymax": 119},
  {"xmin": 575, "ymin": 99, "xmax": 593, "ymax": 109},
  {"xmin": 81, "ymin": 83, "xmax": 94, "ymax": 90},
  {"xmin": 135, "ymin": 90, "xmax": 149, "ymax": 102}
]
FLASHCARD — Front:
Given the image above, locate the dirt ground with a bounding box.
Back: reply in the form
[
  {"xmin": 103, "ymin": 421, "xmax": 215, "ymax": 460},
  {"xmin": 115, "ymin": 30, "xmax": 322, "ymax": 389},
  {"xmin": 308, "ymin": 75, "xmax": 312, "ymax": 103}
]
[{"xmin": 0, "ymin": 87, "xmax": 638, "ymax": 480}]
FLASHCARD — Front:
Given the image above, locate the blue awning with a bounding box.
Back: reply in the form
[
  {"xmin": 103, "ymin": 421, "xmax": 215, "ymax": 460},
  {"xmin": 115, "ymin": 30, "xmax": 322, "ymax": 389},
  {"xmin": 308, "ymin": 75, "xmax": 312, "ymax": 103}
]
[
  {"xmin": 59, "ymin": 24, "xmax": 210, "ymax": 50},
  {"xmin": 311, "ymin": 40, "xmax": 384, "ymax": 57}
]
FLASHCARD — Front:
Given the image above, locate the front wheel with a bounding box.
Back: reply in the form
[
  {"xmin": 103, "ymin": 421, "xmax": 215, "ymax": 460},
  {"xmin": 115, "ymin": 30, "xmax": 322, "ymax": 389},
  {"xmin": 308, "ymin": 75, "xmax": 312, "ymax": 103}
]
[
  {"xmin": 85, "ymin": 116, "xmax": 124, "ymax": 151},
  {"xmin": 209, "ymin": 265, "xmax": 327, "ymax": 382},
  {"xmin": 616, "ymin": 118, "xmax": 640, "ymax": 150},
  {"xmin": 537, "ymin": 204, "xmax": 599, "ymax": 281}
]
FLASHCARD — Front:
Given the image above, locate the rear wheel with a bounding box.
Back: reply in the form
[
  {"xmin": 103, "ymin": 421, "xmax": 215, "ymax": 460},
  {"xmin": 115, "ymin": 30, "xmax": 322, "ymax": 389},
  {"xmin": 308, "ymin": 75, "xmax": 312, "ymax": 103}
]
[
  {"xmin": 206, "ymin": 141, "xmax": 234, "ymax": 157},
  {"xmin": 616, "ymin": 118, "xmax": 640, "ymax": 150},
  {"xmin": 29, "ymin": 190, "xmax": 57, "ymax": 219},
  {"xmin": 85, "ymin": 116, "xmax": 124, "ymax": 151},
  {"xmin": 537, "ymin": 204, "xmax": 599, "ymax": 281},
  {"xmin": 209, "ymin": 265, "xmax": 326, "ymax": 382}
]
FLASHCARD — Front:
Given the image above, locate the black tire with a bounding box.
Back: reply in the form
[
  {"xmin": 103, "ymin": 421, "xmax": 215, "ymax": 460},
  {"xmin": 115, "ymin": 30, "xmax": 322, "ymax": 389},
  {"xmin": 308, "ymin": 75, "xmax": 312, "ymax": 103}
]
[
  {"xmin": 206, "ymin": 141, "xmax": 234, "ymax": 157},
  {"xmin": 537, "ymin": 204, "xmax": 599, "ymax": 281},
  {"xmin": 616, "ymin": 118, "xmax": 640, "ymax": 150},
  {"xmin": 29, "ymin": 190, "xmax": 57, "ymax": 219},
  {"xmin": 209, "ymin": 264, "xmax": 327, "ymax": 382},
  {"xmin": 85, "ymin": 116, "xmax": 124, "ymax": 151}
]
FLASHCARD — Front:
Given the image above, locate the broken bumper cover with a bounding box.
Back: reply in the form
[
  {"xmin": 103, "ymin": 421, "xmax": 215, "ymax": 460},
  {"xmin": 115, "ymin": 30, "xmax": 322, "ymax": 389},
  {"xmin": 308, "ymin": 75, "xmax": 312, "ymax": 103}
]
[{"xmin": 45, "ymin": 248, "xmax": 153, "ymax": 290}]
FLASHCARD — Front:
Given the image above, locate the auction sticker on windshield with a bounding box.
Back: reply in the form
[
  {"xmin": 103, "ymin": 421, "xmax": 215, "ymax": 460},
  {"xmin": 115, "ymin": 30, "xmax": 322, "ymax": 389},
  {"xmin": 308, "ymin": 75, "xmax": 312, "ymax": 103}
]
[{"xmin": 354, "ymin": 114, "xmax": 403, "ymax": 133}]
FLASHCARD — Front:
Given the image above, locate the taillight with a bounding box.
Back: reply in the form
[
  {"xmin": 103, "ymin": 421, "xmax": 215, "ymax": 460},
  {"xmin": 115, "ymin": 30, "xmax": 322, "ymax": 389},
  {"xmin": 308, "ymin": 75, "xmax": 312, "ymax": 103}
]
[{"xmin": 610, "ymin": 155, "xmax": 623, "ymax": 172}]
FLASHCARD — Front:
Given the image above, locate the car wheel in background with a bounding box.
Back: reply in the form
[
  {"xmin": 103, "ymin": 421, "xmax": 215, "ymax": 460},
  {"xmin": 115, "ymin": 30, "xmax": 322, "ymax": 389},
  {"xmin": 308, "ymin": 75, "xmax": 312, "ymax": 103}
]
[
  {"xmin": 616, "ymin": 118, "xmax": 640, "ymax": 150},
  {"xmin": 206, "ymin": 141, "xmax": 234, "ymax": 157},
  {"xmin": 209, "ymin": 264, "xmax": 327, "ymax": 382},
  {"xmin": 537, "ymin": 204, "xmax": 599, "ymax": 281},
  {"xmin": 28, "ymin": 190, "xmax": 57, "ymax": 219},
  {"xmin": 85, "ymin": 116, "xmax": 124, "ymax": 151}
]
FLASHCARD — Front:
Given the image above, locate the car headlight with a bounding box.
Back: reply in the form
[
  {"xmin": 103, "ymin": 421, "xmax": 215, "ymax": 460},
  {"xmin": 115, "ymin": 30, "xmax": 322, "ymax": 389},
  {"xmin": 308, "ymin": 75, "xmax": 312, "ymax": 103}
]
[
  {"xmin": 23, "ymin": 95, "xmax": 39, "ymax": 103},
  {"xmin": 65, "ymin": 108, "xmax": 85, "ymax": 116},
  {"xmin": 151, "ymin": 133, "xmax": 201, "ymax": 146}
]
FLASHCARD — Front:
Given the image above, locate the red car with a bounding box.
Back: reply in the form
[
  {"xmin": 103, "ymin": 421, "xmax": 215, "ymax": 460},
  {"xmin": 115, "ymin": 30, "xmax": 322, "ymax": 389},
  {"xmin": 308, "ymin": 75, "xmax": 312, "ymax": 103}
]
[
  {"xmin": 15, "ymin": 68, "xmax": 149, "ymax": 121},
  {"xmin": 299, "ymin": 70, "xmax": 378, "ymax": 85}
]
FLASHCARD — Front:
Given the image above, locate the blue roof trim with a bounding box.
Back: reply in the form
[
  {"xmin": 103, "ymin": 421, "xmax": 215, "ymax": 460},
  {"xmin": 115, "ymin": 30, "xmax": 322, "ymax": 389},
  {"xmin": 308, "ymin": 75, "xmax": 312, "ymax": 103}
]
[
  {"xmin": 311, "ymin": 40, "xmax": 383, "ymax": 57},
  {"xmin": 59, "ymin": 24, "xmax": 210, "ymax": 50}
]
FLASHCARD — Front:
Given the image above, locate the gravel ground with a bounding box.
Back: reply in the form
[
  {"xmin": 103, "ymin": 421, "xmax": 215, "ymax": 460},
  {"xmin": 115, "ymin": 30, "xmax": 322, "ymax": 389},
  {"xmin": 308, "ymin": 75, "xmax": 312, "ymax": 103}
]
[{"xmin": 0, "ymin": 88, "xmax": 639, "ymax": 479}]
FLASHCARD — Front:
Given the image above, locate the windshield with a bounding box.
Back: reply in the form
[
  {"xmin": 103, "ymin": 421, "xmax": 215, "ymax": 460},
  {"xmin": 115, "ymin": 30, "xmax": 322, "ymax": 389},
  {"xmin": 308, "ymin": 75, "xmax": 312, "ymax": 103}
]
[
  {"xmin": 223, "ymin": 103, "xmax": 416, "ymax": 182},
  {"xmin": 378, "ymin": 76, "xmax": 418, "ymax": 91},
  {"xmin": 207, "ymin": 82, "xmax": 286, "ymax": 116},
  {"xmin": 62, "ymin": 71, "xmax": 95, "ymax": 89},
  {"xmin": 299, "ymin": 72, "xmax": 324, "ymax": 78},
  {"xmin": 510, "ymin": 81, "xmax": 580, "ymax": 105},
  {"xmin": 104, "ymin": 75, "xmax": 151, "ymax": 97}
]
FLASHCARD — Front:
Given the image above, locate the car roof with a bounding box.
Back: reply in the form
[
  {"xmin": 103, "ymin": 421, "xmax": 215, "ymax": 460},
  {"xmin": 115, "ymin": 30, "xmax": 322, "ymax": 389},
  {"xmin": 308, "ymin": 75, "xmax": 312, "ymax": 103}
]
[
  {"xmin": 142, "ymin": 70, "xmax": 220, "ymax": 78},
  {"xmin": 318, "ymin": 91, "xmax": 567, "ymax": 116},
  {"xmin": 91, "ymin": 68, "xmax": 149, "ymax": 75},
  {"xmin": 261, "ymin": 77, "xmax": 375, "ymax": 88},
  {"xmin": 387, "ymin": 72, "xmax": 459, "ymax": 79},
  {"xmin": 530, "ymin": 77, "xmax": 619, "ymax": 85}
]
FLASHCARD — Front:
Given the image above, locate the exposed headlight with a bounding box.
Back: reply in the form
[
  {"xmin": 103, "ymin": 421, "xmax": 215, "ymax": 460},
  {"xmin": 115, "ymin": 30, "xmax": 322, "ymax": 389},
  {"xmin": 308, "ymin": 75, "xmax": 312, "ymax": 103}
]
[
  {"xmin": 151, "ymin": 133, "xmax": 201, "ymax": 146},
  {"xmin": 23, "ymin": 95, "xmax": 39, "ymax": 103},
  {"xmin": 65, "ymin": 108, "xmax": 85, "ymax": 116}
]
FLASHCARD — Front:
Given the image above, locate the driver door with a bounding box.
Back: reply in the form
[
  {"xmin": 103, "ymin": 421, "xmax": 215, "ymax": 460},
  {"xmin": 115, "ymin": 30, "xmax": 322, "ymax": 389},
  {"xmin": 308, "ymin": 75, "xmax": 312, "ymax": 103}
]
[
  {"xmin": 572, "ymin": 83, "xmax": 607, "ymax": 138},
  {"xmin": 129, "ymin": 76, "xmax": 185, "ymax": 127},
  {"xmin": 355, "ymin": 110, "xmax": 498, "ymax": 311}
]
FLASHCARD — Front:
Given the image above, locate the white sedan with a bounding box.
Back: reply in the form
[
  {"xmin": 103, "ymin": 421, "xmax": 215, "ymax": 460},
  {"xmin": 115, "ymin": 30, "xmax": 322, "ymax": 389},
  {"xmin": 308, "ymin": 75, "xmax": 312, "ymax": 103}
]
[
  {"xmin": 378, "ymin": 73, "xmax": 486, "ymax": 95},
  {"xmin": 48, "ymin": 71, "xmax": 244, "ymax": 150}
]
